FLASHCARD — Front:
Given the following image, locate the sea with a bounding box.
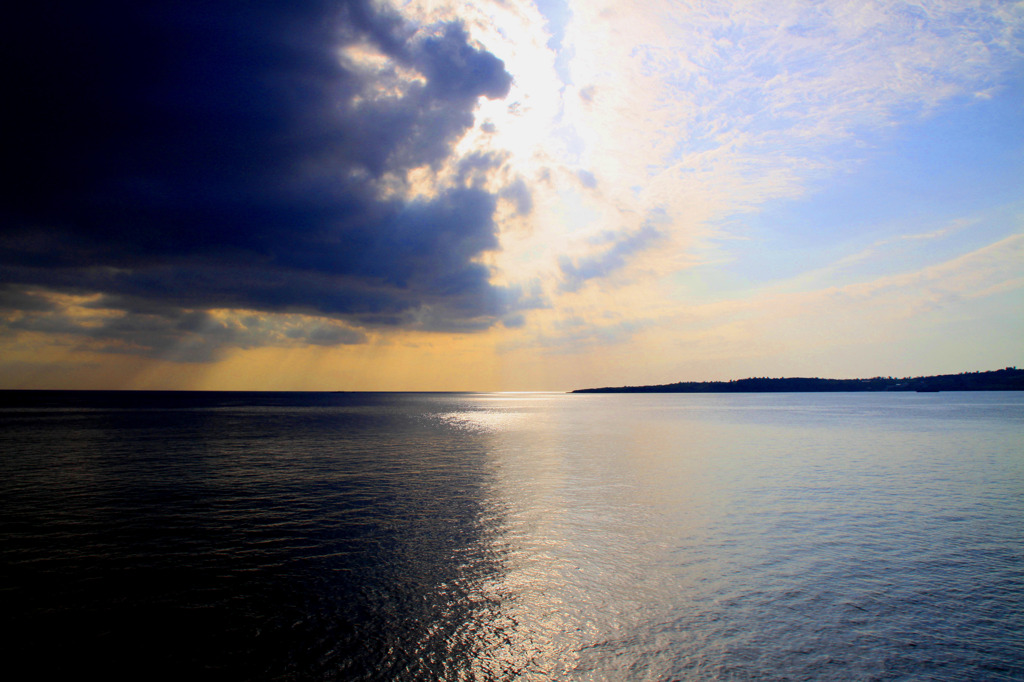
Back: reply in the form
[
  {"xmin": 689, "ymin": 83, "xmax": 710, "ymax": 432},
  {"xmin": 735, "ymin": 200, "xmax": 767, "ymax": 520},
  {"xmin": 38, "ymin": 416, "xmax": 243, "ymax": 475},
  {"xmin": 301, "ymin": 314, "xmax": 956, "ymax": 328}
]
[{"xmin": 1, "ymin": 390, "xmax": 1021, "ymax": 680}]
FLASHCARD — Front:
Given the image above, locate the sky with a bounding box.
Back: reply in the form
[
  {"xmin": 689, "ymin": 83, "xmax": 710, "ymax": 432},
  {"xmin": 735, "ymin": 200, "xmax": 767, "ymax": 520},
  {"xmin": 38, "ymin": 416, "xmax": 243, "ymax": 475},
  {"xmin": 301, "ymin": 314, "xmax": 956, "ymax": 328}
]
[{"xmin": 2, "ymin": 0, "xmax": 1022, "ymax": 391}]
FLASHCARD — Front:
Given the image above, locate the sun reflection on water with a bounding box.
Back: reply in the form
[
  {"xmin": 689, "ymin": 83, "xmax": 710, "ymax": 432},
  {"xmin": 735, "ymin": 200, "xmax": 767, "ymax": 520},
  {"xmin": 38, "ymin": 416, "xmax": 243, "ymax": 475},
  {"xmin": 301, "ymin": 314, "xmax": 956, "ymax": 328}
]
[{"xmin": 5, "ymin": 391, "xmax": 1021, "ymax": 679}]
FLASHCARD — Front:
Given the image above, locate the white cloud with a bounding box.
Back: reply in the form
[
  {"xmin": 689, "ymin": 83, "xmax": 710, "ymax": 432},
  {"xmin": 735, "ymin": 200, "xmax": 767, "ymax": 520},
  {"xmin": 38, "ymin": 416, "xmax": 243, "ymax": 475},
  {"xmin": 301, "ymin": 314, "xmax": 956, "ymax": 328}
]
[
  {"xmin": 559, "ymin": 0, "xmax": 1023, "ymax": 224},
  {"xmin": 379, "ymin": 1, "xmax": 1024, "ymax": 364}
]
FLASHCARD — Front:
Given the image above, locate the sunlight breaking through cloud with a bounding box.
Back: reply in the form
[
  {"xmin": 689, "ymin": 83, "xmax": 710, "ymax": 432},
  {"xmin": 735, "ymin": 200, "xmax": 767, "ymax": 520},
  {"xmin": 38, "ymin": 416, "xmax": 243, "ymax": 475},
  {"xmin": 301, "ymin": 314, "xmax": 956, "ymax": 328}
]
[{"xmin": 1, "ymin": 0, "xmax": 1022, "ymax": 388}]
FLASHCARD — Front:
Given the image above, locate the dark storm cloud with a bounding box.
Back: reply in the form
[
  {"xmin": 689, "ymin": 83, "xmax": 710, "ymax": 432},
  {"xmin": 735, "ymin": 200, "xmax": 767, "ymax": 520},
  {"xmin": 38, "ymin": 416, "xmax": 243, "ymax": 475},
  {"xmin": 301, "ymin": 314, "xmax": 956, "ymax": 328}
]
[
  {"xmin": 0, "ymin": 286, "xmax": 57, "ymax": 312},
  {"xmin": 1, "ymin": 0, "xmax": 529, "ymax": 356},
  {"xmin": 8, "ymin": 306, "xmax": 368, "ymax": 362},
  {"xmin": 292, "ymin": 324, "xmax": 367, "ymax": 346}
]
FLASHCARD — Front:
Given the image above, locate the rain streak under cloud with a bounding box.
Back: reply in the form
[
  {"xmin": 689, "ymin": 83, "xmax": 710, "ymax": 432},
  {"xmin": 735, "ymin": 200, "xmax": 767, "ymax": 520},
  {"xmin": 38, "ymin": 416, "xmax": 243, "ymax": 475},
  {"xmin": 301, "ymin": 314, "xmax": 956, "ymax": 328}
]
[{"xmin": 2, "ymin": 0, "xmax": 1022, "ymax": 389}]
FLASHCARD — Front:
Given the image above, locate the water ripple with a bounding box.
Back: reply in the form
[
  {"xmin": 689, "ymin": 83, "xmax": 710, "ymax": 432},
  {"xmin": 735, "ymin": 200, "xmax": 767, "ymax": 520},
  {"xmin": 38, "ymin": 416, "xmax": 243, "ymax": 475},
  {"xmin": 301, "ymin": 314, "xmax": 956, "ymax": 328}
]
[{"xmin": 1, "ymin": 391, "xmax": 1021, "ymax": 679}]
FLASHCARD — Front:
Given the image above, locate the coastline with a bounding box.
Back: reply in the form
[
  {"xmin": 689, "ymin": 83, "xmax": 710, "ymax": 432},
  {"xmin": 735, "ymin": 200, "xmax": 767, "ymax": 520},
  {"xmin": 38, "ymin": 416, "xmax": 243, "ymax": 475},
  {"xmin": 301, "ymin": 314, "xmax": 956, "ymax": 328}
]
[{"xmin": 572, "ymin": 367, "xmax": 1024, "ymax": 393}]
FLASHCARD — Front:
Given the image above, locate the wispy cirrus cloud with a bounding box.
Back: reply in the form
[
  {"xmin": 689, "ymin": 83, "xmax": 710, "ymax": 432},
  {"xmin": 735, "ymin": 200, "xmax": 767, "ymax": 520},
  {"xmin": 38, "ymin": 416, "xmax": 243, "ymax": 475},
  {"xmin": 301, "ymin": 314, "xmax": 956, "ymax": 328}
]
[
  {"xmin": 560, "ymin": 0, "xmax": 1023, "ymax": 221},
  {"xmin": 496, "ymin": 0, "xmax": 1024, "ymax": 358},
  {"xmin": 682, "ymin": 230, "xmax": 1024, "ymax": 344},
  {"xmin": 558, "ymin": 222, "xmax": 665, "ymax": 292}
]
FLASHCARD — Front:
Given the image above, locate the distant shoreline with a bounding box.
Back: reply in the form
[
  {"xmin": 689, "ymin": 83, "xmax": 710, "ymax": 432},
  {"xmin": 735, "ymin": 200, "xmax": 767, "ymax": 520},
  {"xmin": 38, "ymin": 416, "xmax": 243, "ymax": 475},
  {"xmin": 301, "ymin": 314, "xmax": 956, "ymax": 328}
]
[{"xmin": 572, "ymin": 367, "xmax": 1024, "ymax": 393}]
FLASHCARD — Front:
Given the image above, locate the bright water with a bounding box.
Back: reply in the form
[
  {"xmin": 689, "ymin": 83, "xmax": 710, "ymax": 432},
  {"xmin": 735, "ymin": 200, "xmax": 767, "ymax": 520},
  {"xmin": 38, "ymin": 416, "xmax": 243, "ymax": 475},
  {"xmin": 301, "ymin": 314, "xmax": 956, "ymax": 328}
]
[{"xmin": 1, "ymin": 391, "xmax": 1022, "ymax": 680}]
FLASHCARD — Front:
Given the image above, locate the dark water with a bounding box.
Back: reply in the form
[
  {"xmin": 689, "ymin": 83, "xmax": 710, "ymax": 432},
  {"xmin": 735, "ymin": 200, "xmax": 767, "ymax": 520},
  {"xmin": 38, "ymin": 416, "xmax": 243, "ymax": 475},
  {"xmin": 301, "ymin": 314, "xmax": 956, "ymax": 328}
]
[{"xmin": 2, "ymin": 391, "xmax": 1022, "ymax": 680}]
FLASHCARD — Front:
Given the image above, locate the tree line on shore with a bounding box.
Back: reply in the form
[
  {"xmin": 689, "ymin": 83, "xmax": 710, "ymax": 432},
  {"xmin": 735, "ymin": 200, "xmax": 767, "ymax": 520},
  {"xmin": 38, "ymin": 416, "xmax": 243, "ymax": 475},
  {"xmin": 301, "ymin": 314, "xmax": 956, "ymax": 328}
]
[{"xmin": 572, "ymin": 367, "xmax": 1024, "ymax": 393}]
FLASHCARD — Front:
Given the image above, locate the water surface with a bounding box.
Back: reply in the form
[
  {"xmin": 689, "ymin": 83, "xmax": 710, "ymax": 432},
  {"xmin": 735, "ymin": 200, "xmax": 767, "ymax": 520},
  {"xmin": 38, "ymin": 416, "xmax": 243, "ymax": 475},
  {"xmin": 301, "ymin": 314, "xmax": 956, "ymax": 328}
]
[{"xmin": 2, "ymin": 391, "xmax": 1021, "ymax": 679}]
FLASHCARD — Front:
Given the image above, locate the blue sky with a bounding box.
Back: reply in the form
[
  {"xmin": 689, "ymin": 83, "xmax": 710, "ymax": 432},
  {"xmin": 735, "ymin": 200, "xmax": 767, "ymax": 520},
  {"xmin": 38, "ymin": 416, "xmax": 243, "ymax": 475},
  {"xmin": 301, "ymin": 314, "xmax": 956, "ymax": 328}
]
[
  {"xmin": 716, "ymin": 79, "xmax": 1024, "ymax": 288},
  {"xmin": 1, "ymin": 0, "xmax": 1021, "ymax": 390}
]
